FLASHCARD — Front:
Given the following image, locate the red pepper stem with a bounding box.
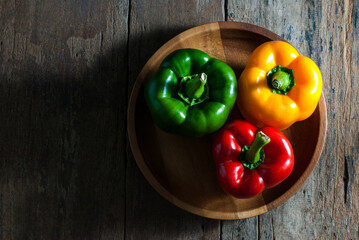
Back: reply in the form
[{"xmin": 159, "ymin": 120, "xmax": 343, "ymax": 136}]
[
  {"xmin": 184, "ymin": 73, "xmax": 207, "ymax": 99},
  {"xmin": 245, "ymin": 131, "xmax": 271, "ymax": 164}
]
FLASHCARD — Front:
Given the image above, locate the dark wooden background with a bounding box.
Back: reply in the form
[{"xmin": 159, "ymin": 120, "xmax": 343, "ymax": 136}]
[{"xmin": 0, "ymin": 0, "xmax": 358, "ymax": 239}]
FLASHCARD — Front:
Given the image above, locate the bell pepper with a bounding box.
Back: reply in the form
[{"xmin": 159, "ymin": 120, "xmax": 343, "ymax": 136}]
[
  {"xmin": 145, "ymin": 49, "xmax": 237, "ymax": 138},
  {"xmin": 212, "ymin": 120, "xmax": 294, "ymax": 198},
  {"xmin": 237, "ymin": 41, "xmax": 322, "ymax": 130}
]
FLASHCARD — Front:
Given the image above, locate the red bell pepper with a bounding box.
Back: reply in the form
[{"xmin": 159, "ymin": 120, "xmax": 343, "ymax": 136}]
[{"xmin": 212, "ymin": 120, "xmax": 294, "ymax": 198}]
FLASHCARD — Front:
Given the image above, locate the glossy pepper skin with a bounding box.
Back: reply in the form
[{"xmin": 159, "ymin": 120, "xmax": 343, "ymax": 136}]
[
  {"xmin": 237, "ymin": 41, "xmax": 322, "ymax": 130},
  {"xmin": 145, "ymin": 49, "xmax": 237, "ymax": 138},
  {"xmin": 212, "ymin": 120, "xmax": 294, "ymax": 198}
]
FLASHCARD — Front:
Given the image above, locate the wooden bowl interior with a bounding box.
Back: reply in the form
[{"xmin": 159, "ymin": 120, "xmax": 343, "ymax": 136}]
[{"xmin": 129, "ymin": 22, "xmax": 326, "ymax": 219}]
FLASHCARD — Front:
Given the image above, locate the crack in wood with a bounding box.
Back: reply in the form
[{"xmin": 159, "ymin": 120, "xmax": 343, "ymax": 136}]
[
  {"xmin": 271, "ymin": 215, "xmax": 275, "ymax": 240},
  {"xmin": 343, "ymin": 155, "xmax": 349, "ymax": 205},
  {"xmin": 124, "ymin": 0, "xmax": 132, "ymax": 238},
  {"xmin": 219, "ymin": 220, "xmax": 223, "ymax": 240},
  {"xmin": 224, "ymin": 0, "xmax": 228, "ymax": 21},
  {"xmin": 257, "ymin": 216, "xmax": 260, "ymax": 240},
  {"xmin": 99, "ymin": 31, "xmax": 103, "ymax": 54}
]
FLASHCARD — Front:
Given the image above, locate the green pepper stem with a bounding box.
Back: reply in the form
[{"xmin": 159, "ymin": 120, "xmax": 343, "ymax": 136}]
[
  {"xmin": 184, "ymin": 73, "xmax": 207, "ymax": 99},
  {"xmin": 245, "ymin": 131, "xmax": 271, "ymax": 164},
  {"xmin": 271, "ymin": 71, "xmax": 291, "ymax": 90}
]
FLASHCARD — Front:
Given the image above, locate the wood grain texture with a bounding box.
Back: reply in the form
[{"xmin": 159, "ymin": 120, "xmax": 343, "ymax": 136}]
[
  {"xmin": 0, "ymin": 0, "xmax": 129, "ymax": 239},
  {"xmin": 228, "ymin": 0, "xmax": 359, "ymax": 239},
  {"xmin": 0, "ymin": 0, "xmax": 358, "ymax": 239}
]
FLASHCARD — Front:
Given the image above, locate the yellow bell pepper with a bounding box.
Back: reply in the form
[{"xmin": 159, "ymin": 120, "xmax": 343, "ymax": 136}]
[{"xmin": 237, "ymin": 41, "xmax": 322, "ymax": 130}]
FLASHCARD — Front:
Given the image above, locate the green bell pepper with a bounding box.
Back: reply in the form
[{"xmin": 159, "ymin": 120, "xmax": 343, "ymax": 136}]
[{"xmin": 144, "ymin": 48, "xmax": 237, "ymax": 138}]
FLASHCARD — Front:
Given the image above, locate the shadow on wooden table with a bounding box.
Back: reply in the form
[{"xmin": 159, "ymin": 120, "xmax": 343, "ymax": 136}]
[
  {"xmin": 0, "ymin": 39, "xmax": 129, "ymax": 238},
  {"xmin": 0, "ymin": 26, "xmax": 224, "ymax": 239}
]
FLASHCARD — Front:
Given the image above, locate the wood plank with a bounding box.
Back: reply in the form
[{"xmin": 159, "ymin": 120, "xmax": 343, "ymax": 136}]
[
  {"xmin": 221, "ymin": 217, "xmax": 258, "ymax": 240},
  {"xmin": 0, "ymin": 0, "xmax": 129, "ymax": 239},
  {"xmin": 126, "ymin": 0, "xmax": 224, "ymax": 239},
  {"xmin": 227, "ymin": 0, "xmax": 359, "ymax": 239}
]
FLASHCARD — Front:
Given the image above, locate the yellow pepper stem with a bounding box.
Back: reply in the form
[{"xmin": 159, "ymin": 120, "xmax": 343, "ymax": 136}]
[
  {"xmin": 266, "ymin": 65, "xmax": 295, "ymax": 95},
  {"xmin": 272, "ymin": 71, "xmax": 291, "ymax": 90}
]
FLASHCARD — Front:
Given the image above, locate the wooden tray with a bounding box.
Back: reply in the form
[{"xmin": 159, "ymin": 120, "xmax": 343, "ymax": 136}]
[{"xmin": 127, "ymin": 22, "xmax": 327, "ymax": 220}]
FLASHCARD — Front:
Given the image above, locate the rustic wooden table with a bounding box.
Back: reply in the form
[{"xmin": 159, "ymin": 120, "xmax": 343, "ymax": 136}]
[{"xmin": 0, "ymin": 0, "xmax": 358, "ymax": 239}]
